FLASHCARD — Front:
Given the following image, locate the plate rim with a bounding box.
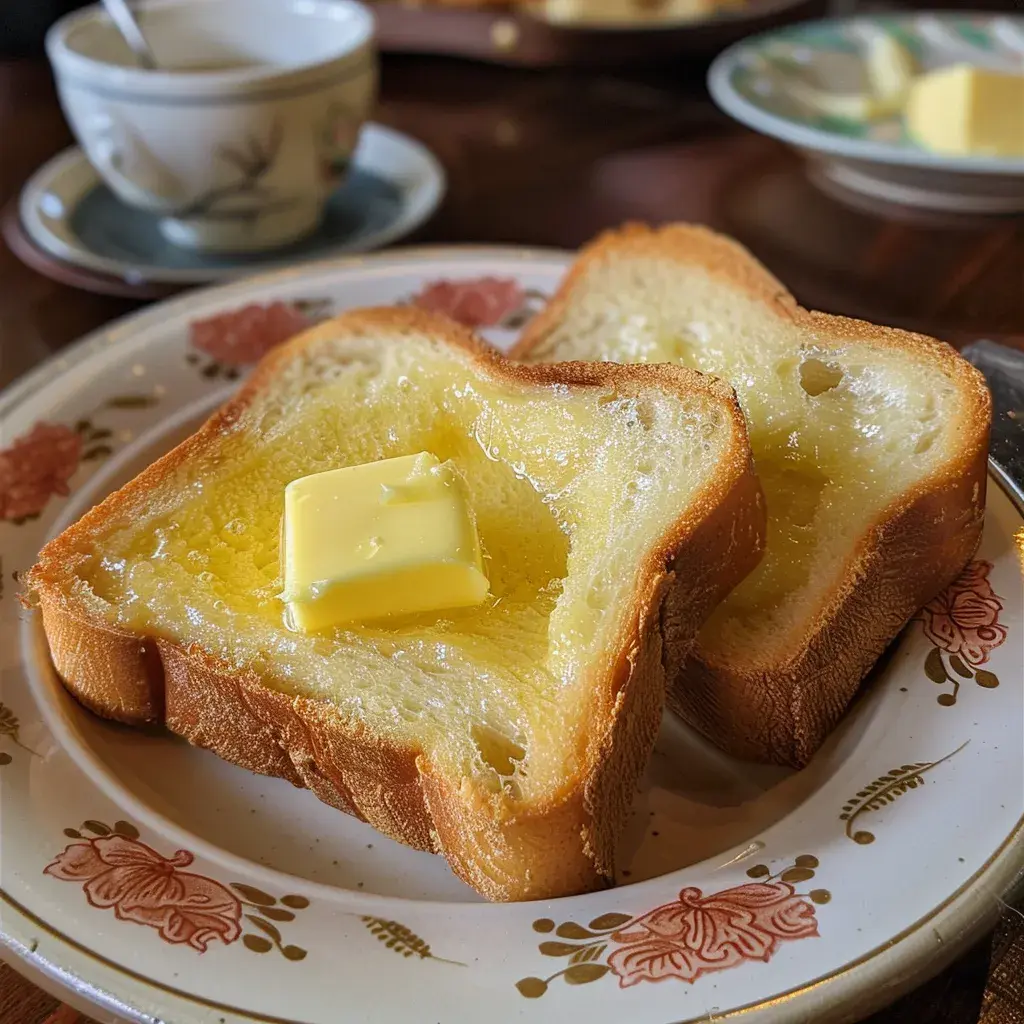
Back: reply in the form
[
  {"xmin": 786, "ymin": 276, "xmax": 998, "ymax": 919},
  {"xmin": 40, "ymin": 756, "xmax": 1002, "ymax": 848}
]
[
  {"xmin": 17, "ymin": 124, "xmax": 448, "ymax": 286},
  {"xmin": 0, "ymin": 244, "xmax": 573, "ymax": 423},
  {"xmin": 1, "ymin": 247, "xmax": 1022, "ymax": 1023},
  {"xmin": 707, "ymin": 11, "xmax": 1024, "ymax": 175}
]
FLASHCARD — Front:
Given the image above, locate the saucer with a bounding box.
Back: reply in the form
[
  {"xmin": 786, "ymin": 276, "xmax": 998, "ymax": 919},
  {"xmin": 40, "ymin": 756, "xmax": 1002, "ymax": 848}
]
[
  {"xmin": 17, "ymin": 123, "xmax": 446, "ymax": 286},
  {"xmin": 708, "ymin": 13, "xmax": 1024, "ymax": 213}
]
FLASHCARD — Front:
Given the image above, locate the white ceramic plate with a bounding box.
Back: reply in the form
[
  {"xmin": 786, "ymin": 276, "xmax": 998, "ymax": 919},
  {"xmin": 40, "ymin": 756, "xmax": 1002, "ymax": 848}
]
[
  {"xmin": 17, "ymin": 124, "xmax": 446, "ymax": 286},
  {"xmin": 0, "ymin": 248, "xmax": 1022, "ymax": 1024},
  {"xmin": 708, "ymin": 13, "xmax": 1024, "ymax": 212}
]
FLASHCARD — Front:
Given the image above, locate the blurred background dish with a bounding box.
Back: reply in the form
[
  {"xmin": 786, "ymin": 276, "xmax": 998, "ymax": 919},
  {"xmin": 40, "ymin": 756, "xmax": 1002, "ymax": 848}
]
[
  {"xmin": 11, "ymin": 124, "xmax": 445, "ymax": 286},
  {"xmin": 708, "ymin": 13, "xmax": 1024, "ymax": 211},
  {"xmin": 369, "ymin": 0, "xmax": 825, "ymax": 68}
]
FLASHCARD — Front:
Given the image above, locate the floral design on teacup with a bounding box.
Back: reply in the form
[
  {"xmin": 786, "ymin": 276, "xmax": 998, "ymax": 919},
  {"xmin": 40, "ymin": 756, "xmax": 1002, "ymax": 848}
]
[
  {"xmin": 179, "ymin": 119, "xmax": 288, "ymax": 223},
  {"xmin": 82, "ymin": 113, "xmax": 295, "ymax": 226},
  {"xmin": 89, "ymin": 119, "xmax": 191, "ymax": 211},
  {"xmin": 318, "ymin": 102, "xmax": 363, "ymax": 185}
]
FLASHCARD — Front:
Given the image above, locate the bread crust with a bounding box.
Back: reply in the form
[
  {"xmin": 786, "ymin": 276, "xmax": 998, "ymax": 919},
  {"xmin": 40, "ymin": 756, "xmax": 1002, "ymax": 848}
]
[
  {"xmin": 28, "ymin": 306, "xmax": 765, "ymax": 901},
  {"xmin": 514, "ymin": 222, "xmax": 992, "ymax": 768}
]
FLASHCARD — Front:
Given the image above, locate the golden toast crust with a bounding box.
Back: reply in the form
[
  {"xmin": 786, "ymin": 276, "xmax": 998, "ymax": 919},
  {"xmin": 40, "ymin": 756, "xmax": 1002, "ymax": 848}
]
[
  {"xmin": 28, "ymin": 306, "xmax": 765, "ymax": 901},
  {"xmin": 514, "ymin": 222, "xmax": 992, "ymax": 767}
]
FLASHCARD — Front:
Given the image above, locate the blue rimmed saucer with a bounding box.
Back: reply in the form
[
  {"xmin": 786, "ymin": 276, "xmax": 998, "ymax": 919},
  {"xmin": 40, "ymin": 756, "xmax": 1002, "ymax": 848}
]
[{"xmin": 16, "ymin": 123, "xmax": 446, "ymax": 289}]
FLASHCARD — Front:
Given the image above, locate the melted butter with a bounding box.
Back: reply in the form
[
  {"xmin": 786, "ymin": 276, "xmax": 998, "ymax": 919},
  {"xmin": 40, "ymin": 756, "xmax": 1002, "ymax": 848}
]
[
  {"xmin": 77, "ymin": 343, "xmax": 726, "ymax": 791},
  {"xmin": 87, "ymin": 405, "xmax": 570, "ymax": 648},
  {"xmin": 595, "ymin": 317, "xmax": 936, "ymax": 645}
]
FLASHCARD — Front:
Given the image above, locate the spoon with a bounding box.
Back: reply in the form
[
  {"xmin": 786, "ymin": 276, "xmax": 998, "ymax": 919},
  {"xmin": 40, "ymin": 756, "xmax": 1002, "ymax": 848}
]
[{"xmin": 101, "ymin": 0, "xmax": 159, "ymax": 69}]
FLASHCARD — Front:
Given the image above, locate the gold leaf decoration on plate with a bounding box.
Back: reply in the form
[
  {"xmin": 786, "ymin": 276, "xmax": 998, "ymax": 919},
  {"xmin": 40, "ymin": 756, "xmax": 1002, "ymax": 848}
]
[
  {"xmin": 0, "ymin": 702, "xmax": 40, "ymax": 761},
  {"xmin": 82, "ymin": 444, "xmax": 115, "ymax": 462},
  {"xmin": 231, "ymin": 883, "xmax": 277, "ymax": 906},
  {"xmin": 924, "ymin": 647, "xmax": 947, "ymax": 685},
  {"xmin": 975, "ymin": 669, "xmax": 999, "ymax": 689},
  {"xmin": 839, "ymin": 741, "xmax": 969, "ymax": 843},
  {"xmin": 360, "ymin": 917, "xmax": 465, "ymax": 966},
  {"xmin": 588, "ymin": 912, "xmax": 632, "ymax": 930},
  {"xmin": 230, "ymin": 882, "xmax": 311, "ymax": 961}
]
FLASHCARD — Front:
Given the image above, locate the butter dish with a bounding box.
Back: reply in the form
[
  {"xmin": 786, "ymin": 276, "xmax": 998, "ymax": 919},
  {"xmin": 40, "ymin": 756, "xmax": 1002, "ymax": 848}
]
[{"xmin": 708, "ymin": 13, "xmax": 1024, "ymax": 212}]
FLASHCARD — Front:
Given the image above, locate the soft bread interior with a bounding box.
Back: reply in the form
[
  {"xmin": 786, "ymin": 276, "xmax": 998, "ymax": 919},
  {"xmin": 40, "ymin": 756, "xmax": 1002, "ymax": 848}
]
[
  {"xmin": 67, "ymin": 324, "xmax": 739, "ymax": 803},
  {"xmin": 521, "ymin": 250, "xmax": 966, "ymax": 666}
]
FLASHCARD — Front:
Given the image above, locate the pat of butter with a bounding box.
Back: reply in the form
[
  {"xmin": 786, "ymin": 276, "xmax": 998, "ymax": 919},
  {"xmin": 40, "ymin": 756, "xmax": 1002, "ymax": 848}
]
[
  {"xmin": 281, "ymin": 452, "xmax": 489, "ymax": 631},
  {"xmin": 906, "ymin": 64, "xmax": 1024, "ymax": 158}
]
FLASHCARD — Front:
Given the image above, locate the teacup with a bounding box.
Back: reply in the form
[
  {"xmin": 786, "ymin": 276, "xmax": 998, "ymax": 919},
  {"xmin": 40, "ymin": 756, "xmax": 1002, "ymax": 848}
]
[{"xmin": 47, "ymin": 0, "xmax": 377, "ymax": 252}]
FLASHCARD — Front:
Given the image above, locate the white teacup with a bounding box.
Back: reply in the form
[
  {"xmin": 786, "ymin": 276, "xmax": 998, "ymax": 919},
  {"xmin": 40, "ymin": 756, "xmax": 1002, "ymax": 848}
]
[{"xmin": 47, "ymin": 0, "xmax": 377, "ymax": 252}]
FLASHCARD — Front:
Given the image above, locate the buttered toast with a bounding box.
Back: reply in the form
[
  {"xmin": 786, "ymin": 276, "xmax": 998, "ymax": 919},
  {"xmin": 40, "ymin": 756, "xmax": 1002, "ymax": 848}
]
[
  {"xmin": 515, "ymin": 223, "xmax": 991, "ymax": 767},
  {"xmin": 28, "ymin": 307, "xmax": 765, "ymax": 901}
]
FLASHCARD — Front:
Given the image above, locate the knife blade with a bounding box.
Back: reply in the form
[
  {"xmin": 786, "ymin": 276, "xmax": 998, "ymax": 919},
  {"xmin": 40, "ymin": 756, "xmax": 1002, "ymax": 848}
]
[{"xmin": 961, "ymin": 340, "xmax": 1024, "ymax": 493}]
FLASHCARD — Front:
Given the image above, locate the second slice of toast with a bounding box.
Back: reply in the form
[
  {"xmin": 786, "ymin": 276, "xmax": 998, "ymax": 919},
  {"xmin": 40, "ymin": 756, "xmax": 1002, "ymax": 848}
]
[
  {"xmin": 515, "ymin": 224, "xmax": 991, "ymax": 767},
  {"xmin": 28, "ymin": 307, "xmax": 764, "ymax": 901}
]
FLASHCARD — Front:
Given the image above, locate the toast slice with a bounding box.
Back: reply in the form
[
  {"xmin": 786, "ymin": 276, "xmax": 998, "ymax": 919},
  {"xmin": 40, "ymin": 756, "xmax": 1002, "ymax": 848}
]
[
  {"xmin": 515, "ymin": 223, "xmax": 991, "ymax": 767},
  {"xmin": 28, "ymin": 307, "xmax": 764, "ymax": 901}
]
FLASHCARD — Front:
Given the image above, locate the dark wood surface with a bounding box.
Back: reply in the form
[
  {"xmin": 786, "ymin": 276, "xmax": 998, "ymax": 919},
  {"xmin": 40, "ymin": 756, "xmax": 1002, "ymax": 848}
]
[{"xmin": 0, "ymin": 47, "xmax": 1022, "ymax": 1024}]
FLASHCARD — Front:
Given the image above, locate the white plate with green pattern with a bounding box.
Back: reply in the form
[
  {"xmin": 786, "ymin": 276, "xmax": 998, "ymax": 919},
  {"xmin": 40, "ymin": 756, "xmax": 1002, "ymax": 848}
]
[
  {"xmin": 708, "ymin": 13, "xmax": 1024, "ymax": 211},
  {"xmin": 0, "ymin": 248, "xmax": 1022, "ymax": 1024}
]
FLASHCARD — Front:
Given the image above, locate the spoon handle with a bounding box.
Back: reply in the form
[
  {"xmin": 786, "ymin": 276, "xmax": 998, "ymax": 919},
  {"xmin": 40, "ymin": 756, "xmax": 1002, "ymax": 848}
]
[{"xmin": 101, "ymin": 0, "xmax": 159, "ymax": 69}]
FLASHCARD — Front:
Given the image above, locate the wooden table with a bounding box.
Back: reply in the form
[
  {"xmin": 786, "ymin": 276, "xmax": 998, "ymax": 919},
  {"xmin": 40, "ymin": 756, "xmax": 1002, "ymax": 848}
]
[{"xmin": 0, "ymin": 50, "xmax": 1022, "ymax": 1024}]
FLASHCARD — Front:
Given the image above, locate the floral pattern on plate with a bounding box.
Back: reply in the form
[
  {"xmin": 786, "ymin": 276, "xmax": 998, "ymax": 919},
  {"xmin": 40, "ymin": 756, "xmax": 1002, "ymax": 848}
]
[
  {"xmin": 0, "ymin": 423, "xmax": 83, "ymax": 523},
  {"xmin": 187, "ymin": 298, "xmax": 334, "ymax": 377},
  {"xmin": 410, "ymin": 277, "xmax": 547, "ymax": 330},
  {"xmin": 46, "ymin": 820, "xmax": 310, "ymax": 960},
  {"xmin": 916, "ymin": 560, "xmax": 1008, "ymax": 705},
  {"xmin": 517, "ymin": 855, "xmax": 827, "ymax": 998},
  {"xmin": 0, "ymin": 395, "xmax": 160, "ymax": 524}
]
